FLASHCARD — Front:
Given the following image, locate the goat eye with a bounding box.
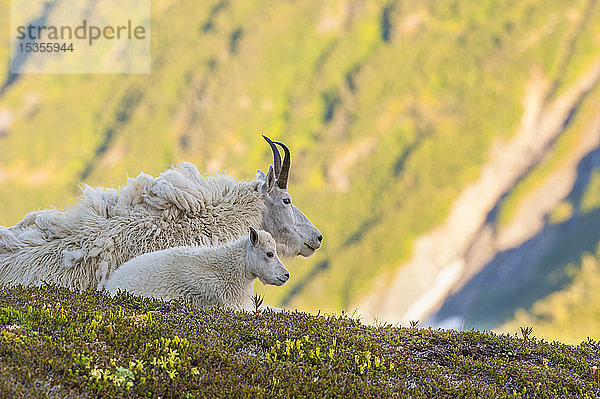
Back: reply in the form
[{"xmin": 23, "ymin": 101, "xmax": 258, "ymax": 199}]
[
  {"xmin": 283, "ymin": 198, "xmax": 291, "ymax": 204},
  {"xmin": 266, "ymin": 251, "xmax": 274, "ymax": 258}
]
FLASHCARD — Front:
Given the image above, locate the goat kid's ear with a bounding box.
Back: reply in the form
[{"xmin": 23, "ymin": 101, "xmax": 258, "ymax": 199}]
[
  {"xmin": 249, "ymin": 227, "xmax": 259, "ymax": 247},
  {"xmin": 263, "ymin": 165, "xmax": 276, "ymax": 193}
]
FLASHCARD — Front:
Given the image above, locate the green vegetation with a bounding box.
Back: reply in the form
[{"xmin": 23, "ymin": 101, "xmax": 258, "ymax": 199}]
[
  {"xmin": 501, "ymin": 245, "xmax": 600, "ymax": 345},
  {"xmin": 0, "ymin": 285, "xmax": 599, "ymax": 398},
  {"xmin": 458, "ymin": 208, "xmax": 600, "ymax": 334},
  {"xmin": 498, "ymin": 146, "xmax": 600, "ymax": 343},
  {"xmin": 1, "ymin": 0, "xmax": 599, "ymax": 343}
]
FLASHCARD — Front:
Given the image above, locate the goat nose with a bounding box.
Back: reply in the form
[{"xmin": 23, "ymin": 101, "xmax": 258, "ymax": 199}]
[
  {"xmin": 284, "ymin": 271, "xmax": 290, "ymax": 278},
  {"xmin": 317, "ymin": 234, "xmax": 323, "ymax": 243}
]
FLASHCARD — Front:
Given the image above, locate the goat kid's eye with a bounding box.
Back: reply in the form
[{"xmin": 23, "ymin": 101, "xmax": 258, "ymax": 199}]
[
  {"xmin": 266, "ymin": 251, "xmax": 274, "ymax": 258},
  {"xmin": 283, "ymin": 198, "xmax": 291, "ymax": 204}
]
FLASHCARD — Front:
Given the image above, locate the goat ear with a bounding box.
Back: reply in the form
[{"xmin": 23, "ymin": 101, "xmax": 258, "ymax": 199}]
[
  {"xmin": 263, "ymin": 165, "xmax": 276, "ymax": 193},
  {"xmin": 249, "ymin": 227, "xmax": 259, "ymax": 247},
  {"xmin": 255, "ymin": 169, "xmax": 266, "ymax": 181}
]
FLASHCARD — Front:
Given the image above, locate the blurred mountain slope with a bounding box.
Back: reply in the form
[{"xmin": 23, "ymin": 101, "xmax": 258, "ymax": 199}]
[{"xmin": 0, "ymin": 0, "xmax": 599, "ymax": 342}]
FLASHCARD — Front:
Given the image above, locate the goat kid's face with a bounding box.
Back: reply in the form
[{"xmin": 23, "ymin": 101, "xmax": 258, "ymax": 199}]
[
  {"xmin": 247, "ymin": 227, "xmax": 289, "ymax": 286},
  {"xmin": 257, "ymin": 166, "xmax": 323, "ymax": 259}
]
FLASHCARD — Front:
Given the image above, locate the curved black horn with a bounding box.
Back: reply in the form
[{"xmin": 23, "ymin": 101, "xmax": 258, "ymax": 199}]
[
  {"xmin": 262, "ymin": 135, "xmax": 281, "ymax": 176},
  {"xmin": 274, "ymin": 141, "xmax": 290, "ymax": 189}
]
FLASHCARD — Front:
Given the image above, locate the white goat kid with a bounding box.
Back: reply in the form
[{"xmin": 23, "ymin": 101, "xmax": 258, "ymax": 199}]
[
  {"xmin": 0, "ymin": 136, "xmax": 321, "ymax": 290},
  {"xmin": 102, "ymin": 227, "xmax": 289, "ymax": 311}
]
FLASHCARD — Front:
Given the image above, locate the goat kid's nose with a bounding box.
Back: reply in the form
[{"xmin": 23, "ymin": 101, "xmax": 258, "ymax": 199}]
[
  {"xmin": 284, "ymin": 271, "xmax": 290, "ymax": 278},
  {"xmin": 317, "ymin": 234, "xmax": 323, "ymax": 243}
]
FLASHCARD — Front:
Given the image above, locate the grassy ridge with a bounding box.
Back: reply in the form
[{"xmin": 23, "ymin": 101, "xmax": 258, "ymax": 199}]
[{"xmin": 0, "ymin": 286, "xmax": 599, "ymax": 398}]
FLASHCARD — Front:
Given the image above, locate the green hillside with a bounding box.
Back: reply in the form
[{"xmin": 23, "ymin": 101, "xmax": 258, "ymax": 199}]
[
  {"xmin": 501, "ymin": 243, "xmax": 600, "ymax": 345},
  {"xmin": 1, "ymin": 285, "xmax": 599, "ymax": 398},
  {"xmin": 1, "ymin": 0, "xmax": 600, "ymax": 343}
]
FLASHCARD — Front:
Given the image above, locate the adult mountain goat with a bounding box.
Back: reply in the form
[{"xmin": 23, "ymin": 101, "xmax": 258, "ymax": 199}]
[{"xmin": 0, "ymin": 136, "xmax": 322, "ymax": 290}]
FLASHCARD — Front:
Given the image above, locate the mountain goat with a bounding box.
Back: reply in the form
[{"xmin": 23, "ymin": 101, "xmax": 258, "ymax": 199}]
[
  {"xmin": 0, "ymin": 136, "xmax": 322, "ymax": 290},
  {"xmin": 102, "ymin": 227, "xmax": 288, "ymax": 311}
]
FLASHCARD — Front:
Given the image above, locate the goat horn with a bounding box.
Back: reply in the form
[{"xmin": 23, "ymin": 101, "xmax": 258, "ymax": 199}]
[
  {"xmin": 274, "ymin": 141, "xmax": 290, "ymax": 189},
  {"xmin": 262, "ymin": 135, "xmax": 281, "ymax": 176}
]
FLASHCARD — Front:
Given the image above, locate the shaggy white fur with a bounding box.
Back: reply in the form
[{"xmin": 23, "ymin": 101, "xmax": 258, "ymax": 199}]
[
  {"xmin": 102, "ymin": 228, "xmax": 289, "ymax": 311},
  {"xmin": 0, "ymin": 163, "xmax": 265, "ymax": 290}
]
